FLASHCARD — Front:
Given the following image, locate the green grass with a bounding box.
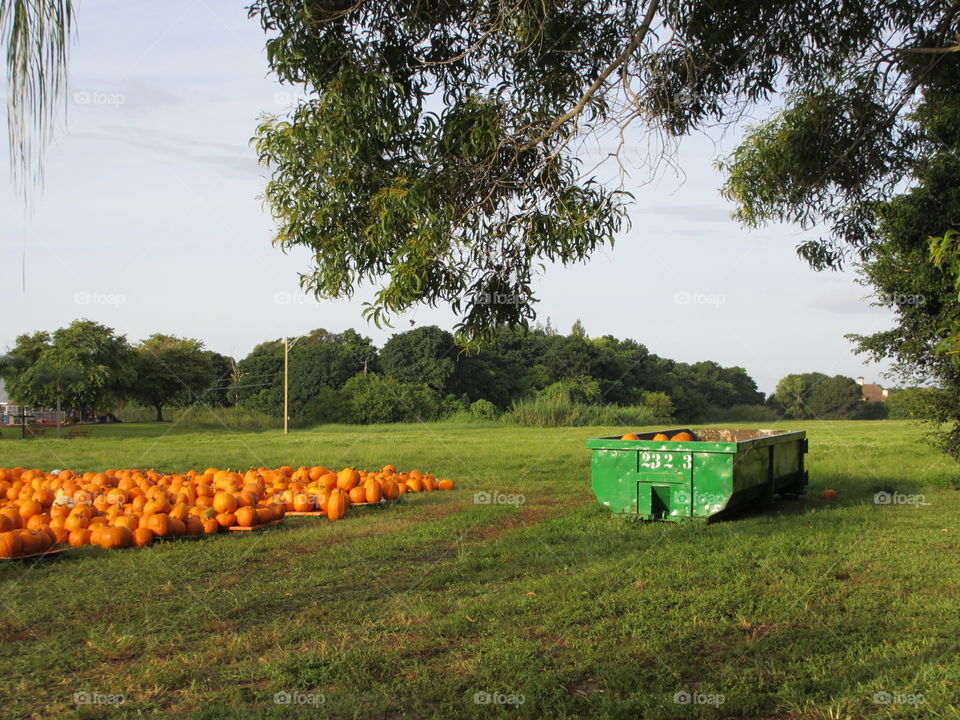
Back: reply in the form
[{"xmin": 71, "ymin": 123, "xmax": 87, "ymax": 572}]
[{"xmin": 1, "ymin": 420, "xmax": 958, "ymax": 719}]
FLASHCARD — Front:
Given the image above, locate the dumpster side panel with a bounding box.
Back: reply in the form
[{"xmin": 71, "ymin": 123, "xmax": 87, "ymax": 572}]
[
  {"xmin": 691, "ymin": 453, "xmax": 734, "ymax": 518},
  {"xmin": 591, "ymin": 449, "xmax": 639, "ymax": 515},
  {"xmin": 636, "ymin": 451, "xmax": 693, "ymax": 521},
  {"xmin": 772, "ymin": 437, "xmax": 808, "ymax": 493},
  {"xmin": 728, "ymin": 445, "xmax": 772, "ymax": 512}
]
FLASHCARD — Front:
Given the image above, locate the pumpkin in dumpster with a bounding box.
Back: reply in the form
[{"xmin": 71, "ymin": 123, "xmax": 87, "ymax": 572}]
[
  {"xmin": 671, "ymin": 432, "xmax": 694, "ymax": 442},
  {"xmin": 621, "ymin": 432, "xmax": 639, "ymax": 440},
  {"xmin": 652, "ymin": 433, "xmax": 669, "ymax": 441}
]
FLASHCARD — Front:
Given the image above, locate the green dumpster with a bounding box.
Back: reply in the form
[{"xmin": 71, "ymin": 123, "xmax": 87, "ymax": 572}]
[{"xmin": 586, "ymin": 428, "xmax": 808, "ymax": 522}]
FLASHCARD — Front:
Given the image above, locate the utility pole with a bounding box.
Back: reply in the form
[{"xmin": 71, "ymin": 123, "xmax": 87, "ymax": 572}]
[
  {"xmin": 283, "ymin": 335, "xmax": 303, "ymax": 434},
  {"xmin": 283, "ymin": 336, "xmax": 289, "ymax": 435},
  {"xmin": 55, "ymin": 377, "xmax": 62, "ymax": 439}
]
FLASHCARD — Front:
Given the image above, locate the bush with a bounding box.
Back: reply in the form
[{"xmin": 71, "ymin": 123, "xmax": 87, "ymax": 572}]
[
  {"xmin": 470, "ymin": 399, "xmax": 499, "ymax": 420},
  {"xmin": 853, "ymin": 401, "xmax": 890, "ymax": 420},
  {"xmin": 505, "ymin": 396, "xmax": 665, "ymax": 428},
  {"xmin": 886, "ymin": 387, "xmax": 937, "ymax": 419},
  {"xmin": 341, "ymin": 373, "xmax": 442, "ymax": 423}
]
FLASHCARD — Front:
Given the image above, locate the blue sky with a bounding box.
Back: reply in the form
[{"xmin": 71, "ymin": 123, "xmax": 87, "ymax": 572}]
[{"xmin": 1, "ymin": 0, "xmax": 894, "ymax": 395}]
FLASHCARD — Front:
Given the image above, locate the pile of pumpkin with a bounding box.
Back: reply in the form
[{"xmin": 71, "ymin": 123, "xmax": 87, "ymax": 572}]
[
  {"xmin": 621, "ymin": 431, "xmax": 694, "ymax": 441},
  {"xmin": 0, "ymin": 464, "xmax": 455, "ymax": 558}
]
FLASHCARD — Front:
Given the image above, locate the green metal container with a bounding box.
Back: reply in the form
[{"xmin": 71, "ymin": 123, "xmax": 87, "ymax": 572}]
[{"xmin": 586, "ymin": 428, "xmax": 808, "ymax": 522}]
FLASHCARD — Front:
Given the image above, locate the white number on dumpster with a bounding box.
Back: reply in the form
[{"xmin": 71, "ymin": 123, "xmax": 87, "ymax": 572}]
[{"xmin": 639, "ymin": 452, "xmax": 691, "ymax": 471}]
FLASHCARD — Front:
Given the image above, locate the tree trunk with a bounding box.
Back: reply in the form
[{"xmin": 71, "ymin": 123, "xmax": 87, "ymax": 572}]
[{"xmin": 154, "ymin": 404, "xmax": 165, "ymax": 422}]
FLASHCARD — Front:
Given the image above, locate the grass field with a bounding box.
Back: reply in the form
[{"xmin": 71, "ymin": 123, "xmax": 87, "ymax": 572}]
[{"xmin": 1, "ymin": 420, "xmax": 958, "ymax": 719}]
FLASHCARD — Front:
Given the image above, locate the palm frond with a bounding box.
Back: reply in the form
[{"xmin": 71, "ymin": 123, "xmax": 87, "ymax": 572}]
[{"xmin": 0, "ymin": 0, "xmax": 74, "ymax": 196}]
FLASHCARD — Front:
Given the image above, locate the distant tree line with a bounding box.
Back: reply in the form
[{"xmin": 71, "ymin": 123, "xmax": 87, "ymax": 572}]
[{"xmin": 1, "ymin": 319, "xmax": 934, "ymax": 427}]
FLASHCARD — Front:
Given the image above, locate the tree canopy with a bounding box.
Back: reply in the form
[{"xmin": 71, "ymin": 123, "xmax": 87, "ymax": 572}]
[{"xmin": 249, "ymin": 0, "xmax": 958, "ymax": 340}]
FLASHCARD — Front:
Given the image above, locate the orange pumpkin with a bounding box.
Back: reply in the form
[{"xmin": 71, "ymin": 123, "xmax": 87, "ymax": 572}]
[
  {"xmin": 670, "ymin": 431, "xmax": 694, "ymax": 442},
  {"xmin": 132, "ymin": 527, "xmax": 155, "ymax": 547},
  {"xmin": 213, "ymin": 492, "xmax": 238, "ymax": 514},
  {"xmin": 18, "ymin": 500, "xmax": 42, "ymax": 522},
  {"xmin": 364, "ymin": 479, "xmax": 382, "ymax": 504},
  {"xmin": 200, "ymin": 516, "xmax": 220, "ymax": 535},
  {"xmin": 621, "ymin": 432, "xmax": 640, "ymax": 440},
  {"xmin": 98, "ymin": 526, "xmax": 132, "ymax": 550},
  {"xmin": 326, "ymin": 491, "xmax": 347, "ymax": 521},
  {"xmin": 437, "ymin": 479, "xmax": 455, "ymax": 491},
  {"xmin": 337, "ymin": 468, "xmax": 360, "ymax": 491},
  {"xmin": 168, "ymin": 518, "xmax": 186, "ymax": 537},
  {"xmin": 26, "ymin": 513, "xmax": 51, "ymax": 531},
  {"xmin": 293, "ymin": 493, "xmax": 315, "ymax": 513},
  {"xmin": 146, "ymin": 513, "xmax": 172, "ymax": 538},
  {"xmin": 184, "ymin": 517, "xmax": 204, "ymax": 536},
  {"xmin": 235, "ymin": 506, "xmax": 257, "ymax": 528},
  {"xmin": 348, "ymin": 486, "xmax": 366, "ymax": 504},
  {"xmin": 652, "ymin": 433, "xmax": 670, "ymax": 441},
  {"xmin": 254, "ymin": 507, "xmax": 274, "ymax": 525},
  {"xmin": 0, "ymin": 531, "xmax": 23, "ymax": 557},
  {"xmin": 215, "ymin": 512, "xmax": 237, "ymax": 529},
  {"xmin": 68, "ymin": 528, "xmax": 92, "ymax": 547}
]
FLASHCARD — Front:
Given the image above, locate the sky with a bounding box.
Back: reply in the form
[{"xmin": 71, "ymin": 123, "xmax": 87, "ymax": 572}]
[{"xmin": 0, "ymin": 0, "xmax": 895, "ymax": 396}]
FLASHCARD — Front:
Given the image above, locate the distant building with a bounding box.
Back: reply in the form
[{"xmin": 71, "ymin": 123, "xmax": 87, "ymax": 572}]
[{"xmin": 857, "ymin": 376, "xmax": 889, "ymax": 402}]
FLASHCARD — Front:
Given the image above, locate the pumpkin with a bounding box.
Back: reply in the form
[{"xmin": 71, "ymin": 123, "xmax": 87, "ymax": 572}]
[
  {"xmin": 146, "ymin": 513, "xmax": 172, "ymax": 538},
  {"xmin": 292, "ymin": 493, "xmax": 314, "ymax": 513},
  {"xmin": 819, "ymin": 489, "xmax": 838, "ymax": 501},
  {"xmin": 621, "ymin": 432, "xmax": 640, "ymax": 440},
  {"xmin": 406, "ymin": 477, "xmax": 423, "ymax": 493},
  {"xmin": 326, "ymin": 491, "xmax": 348, "ymax": 521},
  {"xmin": 98, "ymin": 526, "xmax": 132, "ymax": 550},
  {"xmin": 364, "ymin": 479, "xmax": 382, "ymax": 504},
  {"xmin": 422, "ymin": 477, "xmax": 436, "ymax": 492},
  {"xmin": 215, "ymin": 512, "xmax": 237, "ymax": 528},
  {"xmin": 213, "ymin": 492, "xmax": 238, "ymax": 514},
  {"xmin": 68, "ymin": 528, "xmax": 92, "ymax": 547},
  {"xmin": 200, "ymin": 516, "xmax": 220, "ymax": 534},
  {"xmin": 168, "ymin": 503, "xmax": 191, "ymax": 522},
  {"xmin": 19, "ymin": 529, "xmax": 49, "ymax": 554},
  {"xmin": 652, "ymin": 433, "xmax": 669, "ymax": 441},
  {"xmin": 348, "ymin": 486, "xmax": 366, "ymax": 504},
  {"xmin": 133, "ymin": 527, "xmax": 155, "ymax": 547},
  {"xmin": 337, "ymin": 468, "xmax": 360, "ymax": 491},
  {"xmin": 184, "ymin": 517, "xmax": 204, "ymax": 536},
  {"xmin": 26, "ymin": 513, "xmax": 51, "ymax": 531},
  {"xmin": 0, "ymin": 507, "xmax": 22, "ymax": 529},
  {"xmin": 235, "ymin": 506, "xmax": 257, "ymax": 528},
  {"xmin": 0, "ymin": 514, "xmax": 12, "ymax": 533},
  {"xmin": 0, "ymin": 531, "xmax": 23, "ymax": 557},
  {"xmin": 168, "ymin": 518, "xmax": 186, "ymax": 537},
  {"xmin": 397, "ymin": 482, "xmax": 409, "ymax": 494},
  {"xmin": 437, "ymin": 479, "xmax": 455, "ymax": 491},
  {"xmin": 113, "ymin": 515, "xmax": 138, "ymax": 532},
  {"xmin": 670, "ymin": 431, "xmax": 694, "ymax": 442},
  {"xmin": 255, "ymin": 507, "xmax": 274, "ymax": 525},
  {"xmin": 18, "ymin": 500, "xmax": 42, "ymax": 522}
]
